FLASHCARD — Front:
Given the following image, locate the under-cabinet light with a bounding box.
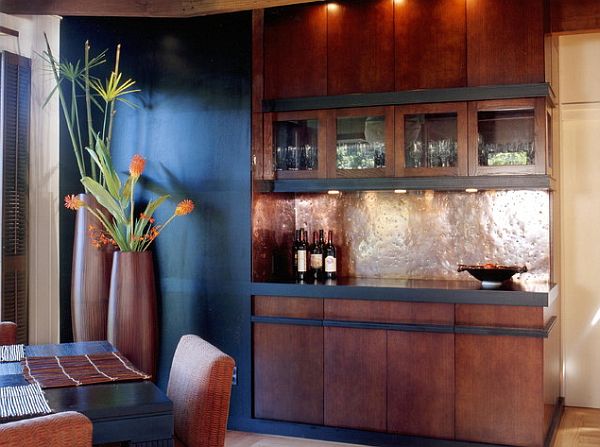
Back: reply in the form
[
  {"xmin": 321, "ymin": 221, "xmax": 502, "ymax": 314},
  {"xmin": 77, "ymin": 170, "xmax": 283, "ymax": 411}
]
[
  {"xmin": 327, "ymin": 190, "xmax": 340, "ymax": 195},
  {"xmin": 327, "ymin": 3, "xmax": 339, "ymax": 12},
  {"xmin": 465, "ymin": 188, "xmax": 478, "ymax": 193},
  {"xmin": 394, "ymin": 189, "xmax": 407, "ymax": 194}
]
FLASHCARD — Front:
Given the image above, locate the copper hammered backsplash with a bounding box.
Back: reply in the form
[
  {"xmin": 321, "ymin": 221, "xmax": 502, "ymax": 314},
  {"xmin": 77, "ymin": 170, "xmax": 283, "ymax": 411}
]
[{"xmin": 252, "ymin": 190, "xmax": 550, "ymax": 282}]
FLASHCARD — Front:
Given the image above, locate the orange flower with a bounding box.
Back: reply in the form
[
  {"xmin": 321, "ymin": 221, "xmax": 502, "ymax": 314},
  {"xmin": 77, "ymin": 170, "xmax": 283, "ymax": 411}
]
[
  {"xmin": 139, "ymin": 212, "xmax": 155, "ymax": 224},
  {"xmin": 64, "ymin": 194, "xmax": 84, "ymax": 210},
  {"xmin": 129, "ymin": 154, "xmax": 145, "ymax": 178},
  {"xmin": 175, "ymin": 199, "xmax": 194, "ymax": 216}
]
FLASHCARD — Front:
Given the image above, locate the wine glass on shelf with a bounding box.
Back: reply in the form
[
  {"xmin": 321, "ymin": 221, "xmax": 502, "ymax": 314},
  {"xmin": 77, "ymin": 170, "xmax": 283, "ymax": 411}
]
[{"xmin": 408, "ymin": 140, "xmax": 423, "ymax": 168}]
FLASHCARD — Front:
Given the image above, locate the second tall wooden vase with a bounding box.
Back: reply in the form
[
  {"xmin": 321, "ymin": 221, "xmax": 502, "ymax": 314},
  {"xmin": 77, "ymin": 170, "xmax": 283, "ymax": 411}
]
[
  {"xmin": 107, "ymin": 251, "xmax": 157, "ymax": 378},
  {"xmin": 71, "ymin": 193, "xmax": 114, "ymax": 341}
]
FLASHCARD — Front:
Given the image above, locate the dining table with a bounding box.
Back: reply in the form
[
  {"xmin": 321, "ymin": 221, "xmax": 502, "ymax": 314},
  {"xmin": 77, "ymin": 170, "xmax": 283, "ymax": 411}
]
[{"xmin": 0, "ymin": 340, "xmax": 173, "ymax": 446}]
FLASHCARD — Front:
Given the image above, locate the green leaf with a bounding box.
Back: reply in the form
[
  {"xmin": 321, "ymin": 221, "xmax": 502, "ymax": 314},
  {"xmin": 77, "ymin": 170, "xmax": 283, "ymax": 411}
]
[{"xmin": 81, "ymin": 177, "xmax": 127, "ymax": 225}]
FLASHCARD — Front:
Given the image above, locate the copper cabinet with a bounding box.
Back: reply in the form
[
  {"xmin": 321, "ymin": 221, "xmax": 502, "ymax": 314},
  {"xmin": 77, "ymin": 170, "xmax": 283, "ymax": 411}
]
[
  {"xmin": 468, "ymin": 98, "xmax": 547, "ymax": 176},
  {"xmin": 327, "ymin": 106, "xmax": 395, "ymax": 178},
  {"xmin": 264, "ymin": 110, "xmax": 328, "ymax": 179},
  {"xmin": 395, "ymin": 102, "xmax": 468, "ymax": 177}
]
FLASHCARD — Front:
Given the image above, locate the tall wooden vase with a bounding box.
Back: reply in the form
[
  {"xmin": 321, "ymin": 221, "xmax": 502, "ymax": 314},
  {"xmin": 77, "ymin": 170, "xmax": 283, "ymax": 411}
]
[
  {"xmin": 107, "ymin": 251, "xmax": 157, "ymax": 378},
  {"xmin": 71, "ymin": 193, "xmax": 115, "ymax": 341}
]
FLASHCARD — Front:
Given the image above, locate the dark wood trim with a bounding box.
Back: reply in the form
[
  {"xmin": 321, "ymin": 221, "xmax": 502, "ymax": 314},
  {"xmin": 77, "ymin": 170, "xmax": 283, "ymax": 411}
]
[
  {"xmin": 263, "ymin": 83, "xmax": 555, "ymax": 113},
  {"xmin": 251, "ymin": 316, "xmax": 323, "ymax": 327},
  {"xmin": 258, "ymin": 174, "xmax": 553, "ymax": 193},
  {"xmin": 0, "ymin": 0, "xmax": 324, "ymax": 17},
  {"xmin": 251, "ymin": 315, "xmax": 557, "ymax": 338},
  {"xmin": 0, "ymin": 26, "xmax": 19, "ymax": 37},
  {"xmin": 544, "ymin": 397, "xmax": 565, "ymax": 447},
  {"xmin": 455, "ymin": 316, "xmax": 557, "ymax": 338},
  {"xmin": 250, "ymin": 280, "xmax": 556, "ymax": 306}
]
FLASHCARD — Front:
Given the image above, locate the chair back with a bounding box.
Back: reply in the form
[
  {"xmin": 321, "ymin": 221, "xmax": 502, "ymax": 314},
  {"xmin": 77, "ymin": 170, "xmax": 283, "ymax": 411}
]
[
  {"xmin": 0, "ymin": 411, "xmax": 92, "ymax": 446},
  {"xmin": 0, "ymin": 321, "xmax": 17, "ymax": 345},
  {"xmin": 167, "ymin": 334, "xmax": 235, "ymax": 447}
]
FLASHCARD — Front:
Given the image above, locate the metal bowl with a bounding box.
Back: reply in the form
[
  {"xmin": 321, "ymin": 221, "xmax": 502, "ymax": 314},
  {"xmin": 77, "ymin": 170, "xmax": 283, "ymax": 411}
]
[{"xmin": 457, "ymin": 264, "xmax": 527, "ymax": 289}]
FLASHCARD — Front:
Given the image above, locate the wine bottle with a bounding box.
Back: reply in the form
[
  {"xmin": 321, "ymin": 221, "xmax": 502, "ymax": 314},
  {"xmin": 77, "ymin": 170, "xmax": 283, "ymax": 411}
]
[
  {"xmin": 292, "ymin": 229, "xmax": 300, "ymax": 277},
  {"xmin": 324, "ymin": 230, "xmax": 337, "ymax": 280},
  {"xmin": 310, "ymin": 231, "xmax": 323, "ymax": 280},
  {"xmin": 296, "ymin": 229, "xmax": 308, "ymax": 281}
]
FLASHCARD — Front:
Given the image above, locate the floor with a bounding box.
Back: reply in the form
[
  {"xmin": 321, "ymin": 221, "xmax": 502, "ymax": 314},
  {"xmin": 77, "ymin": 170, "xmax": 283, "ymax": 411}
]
[{"xmin": 225, "ymin": 407, "xmax": 600, "ymax": 447}]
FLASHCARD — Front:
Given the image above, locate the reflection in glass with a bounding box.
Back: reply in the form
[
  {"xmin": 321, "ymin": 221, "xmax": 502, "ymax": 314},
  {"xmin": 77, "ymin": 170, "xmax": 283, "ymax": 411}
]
[
  {"xmin": 404, "ymin": 113, "xmax": 458, "ymax": 169},
  {"xmin": 336, "ymin": 116, "xmax": 386, "ymax": 170},
  {"xmin": 273, "ymin": 119, "xmax": 318, "ymax": 171},
  {"xmin": 477, "ymin": 109, "xmax": 535, "ymax": 167}
]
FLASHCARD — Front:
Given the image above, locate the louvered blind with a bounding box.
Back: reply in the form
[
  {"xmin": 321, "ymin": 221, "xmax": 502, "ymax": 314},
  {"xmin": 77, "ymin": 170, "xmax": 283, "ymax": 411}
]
[{"xmin": 1, "ymin": 52, "xmax": 31, "ymax": 344}]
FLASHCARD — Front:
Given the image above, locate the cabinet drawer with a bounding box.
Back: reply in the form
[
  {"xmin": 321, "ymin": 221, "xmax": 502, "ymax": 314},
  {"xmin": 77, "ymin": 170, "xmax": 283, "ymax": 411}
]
[
  {"xmin": 324, "ymin": 299, "xmax": 454, "ymax": 325},
  {"xmin": 253, "ymin": 296, "xmax": 323, "ymax": 319}
]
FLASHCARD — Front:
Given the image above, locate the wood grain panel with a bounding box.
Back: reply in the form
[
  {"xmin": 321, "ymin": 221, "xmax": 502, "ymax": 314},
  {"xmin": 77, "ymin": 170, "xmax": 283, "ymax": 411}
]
[
  {"xmin": 324, "ymin": 299, "xmax": 453, "ymax": 325},
  {"xmin": 467, "ymin": 0, "xmax": 545, "ymax": 86},
  {"xmin": 324, "ymin": 327, "xmax": 386, "ymax": 431},
  {"xmin": 455, "ymin": 334, "xmax": 544, "ymax": 446},
  {"xmin": 395, "ymin": 0, "xmax": 466, "ymax": 90},
  {"xmin": 264, "ymin": 4, "xmax": 327, "ymax": 99},
  {"xmin": 0, "ymin": 0, "xmax": 324, "ymax": 17},
  {"xmin": 387, "ymin": 331, "xmax": 454, "ymax": 438},
  {"xmin": 252, "ymin": 11, "xmax": 265, "ymax": 180},
  {"xmin": 551, "ymin": 0, "xmax": 600, "ymax": 33},
  {"xmin": 327, "ymin": 0, "xmax": 394, "ymax": 95},
  {"xmin": 253, "ymin": 323, "xmax": 323, "ymax": 424},
  {"xmin": 455, "ymin": 304, "xmax": 544, "ymax": 328},
  {"xmin": 253, "ymin": 296, "xmax": 323, "ymax": 319}
]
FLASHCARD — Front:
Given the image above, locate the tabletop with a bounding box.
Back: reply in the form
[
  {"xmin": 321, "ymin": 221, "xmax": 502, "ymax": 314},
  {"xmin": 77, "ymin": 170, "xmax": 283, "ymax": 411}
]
[{"xmin": 0, "ymin": 341, "xmax": 173, "ymax": 446}]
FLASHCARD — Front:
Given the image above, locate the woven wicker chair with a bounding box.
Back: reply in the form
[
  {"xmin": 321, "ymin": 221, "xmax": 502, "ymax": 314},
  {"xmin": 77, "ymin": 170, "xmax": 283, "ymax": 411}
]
[
  {"xmin": 167, "ymin": 334, "xmax": 235, "ymax": 447},
  {"xmin": 0, "ymin": 411, "xmax": 93, "ymax": 446},
  {"xmin": 0, "ymin": 321, "xmax": 17, "ymax": 345}
]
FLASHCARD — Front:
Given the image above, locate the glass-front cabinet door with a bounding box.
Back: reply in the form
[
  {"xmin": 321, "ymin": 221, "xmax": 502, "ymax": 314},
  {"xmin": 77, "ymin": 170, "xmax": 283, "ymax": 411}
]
[
  {"xmin": 266, "ymin": 110, "xmax": 328, "ymax": 179},
  {"xmin": 468, "ymin": 98, "xmax": 546, "ymax": 176},
  {"xmin": 395, "ymin": 102, "xmax": 467, "ymax": 177},
  {"xmin": 327, "ymin": 106, "xmax": 395, "ymax": 178}
]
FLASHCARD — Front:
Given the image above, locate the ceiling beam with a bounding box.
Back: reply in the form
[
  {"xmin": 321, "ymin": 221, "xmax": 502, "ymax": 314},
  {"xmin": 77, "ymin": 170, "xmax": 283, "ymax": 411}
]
[{"xmin": 0, "ymin": 0, "xmax": 323, "ymax": 18}]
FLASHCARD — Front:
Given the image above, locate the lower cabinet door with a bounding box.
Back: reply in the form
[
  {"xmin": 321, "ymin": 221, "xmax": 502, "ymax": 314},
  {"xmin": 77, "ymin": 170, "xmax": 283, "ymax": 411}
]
[
  {"xmin": 455, "ymin": 334, "xmax": 544, "ymax": 447},
  {"xmin": 387, "ymin": 331, "xmax": 455, "ymax": 438},
  {"xmin": 253, "ymin": 323, "xmax": 324, "ymax": 424},
  {"xmin": 324, "ymin": 327, "xmax": 387, "ymax": 431}
]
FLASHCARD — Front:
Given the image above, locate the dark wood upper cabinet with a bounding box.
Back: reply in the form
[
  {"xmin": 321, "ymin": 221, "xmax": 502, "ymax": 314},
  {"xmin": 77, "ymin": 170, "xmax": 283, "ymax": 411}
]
[
  {"xmin": 264, "ymin": 3, "xmax": 327, "ymax": 99},
  {"xmin": 327, "ymin": 0, "xmax": 395, "ymax": 95},
  {"xmin": 395, "ymin": 0, "xmax": 467, "ymax": 90},
  {"xmin": 467, "ymin": 0, "xmax": 545, "ymax": 86},
  {"xmin": 550, "ymin": 0, "xmax": 600, "ymax": 33}
]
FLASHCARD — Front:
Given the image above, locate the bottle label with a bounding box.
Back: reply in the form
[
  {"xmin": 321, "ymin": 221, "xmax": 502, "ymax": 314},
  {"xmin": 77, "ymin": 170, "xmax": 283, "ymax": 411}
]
[
  {"xmin": 310, "ymin": 254, "xmax": 323, "ymax": 269},
  {"xmin": 298, "ymin": 251, "xmax": 307, "ymax": 272},
  {"xmin": 325, "ymin": 256, "xmax": 337, "ymax": 272}
]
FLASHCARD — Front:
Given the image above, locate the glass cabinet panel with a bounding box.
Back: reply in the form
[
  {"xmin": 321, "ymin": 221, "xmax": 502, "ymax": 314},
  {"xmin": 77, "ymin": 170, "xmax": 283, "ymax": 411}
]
[
  {"xmin": 336, "ymin": 115, "xmax": 386, "ymax": 170},
  {"xmin": 273, "ymin": 119, "xmax": 319, "ymax": 172},
  {"xmin": 476, "ymin": 108, "xmax": 535, "ymax": 168},
  {"xmin": 404, "ymin": 113, "xmax": 458, "ymax": 169}
]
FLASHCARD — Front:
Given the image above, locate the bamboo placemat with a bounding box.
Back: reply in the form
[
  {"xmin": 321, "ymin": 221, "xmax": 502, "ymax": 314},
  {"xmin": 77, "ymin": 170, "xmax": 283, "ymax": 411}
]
[
  {"xmin": 22, "ymin": 352, "xmax": 151, "ymax": 389},
  {"xmin": 0, "ymin": 383, "xmax": 52, "ymax": 421},
  {"xmin": 0, "ymin": 344, "xmax": 25, "ymax": 362}
]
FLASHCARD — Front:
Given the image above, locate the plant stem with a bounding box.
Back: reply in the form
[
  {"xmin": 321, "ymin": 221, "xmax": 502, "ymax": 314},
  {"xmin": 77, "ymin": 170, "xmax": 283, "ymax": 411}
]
[
  {"xmin": 84, "ymin": 40, "xmax": 97, "ymax": 182},
  {"xmin": 44, "ymin": 34, "xmax": 87, "ymax": 187},
  {"xmin": 106, "ymin": 44, "xmax": 121, "ymax": 156}
]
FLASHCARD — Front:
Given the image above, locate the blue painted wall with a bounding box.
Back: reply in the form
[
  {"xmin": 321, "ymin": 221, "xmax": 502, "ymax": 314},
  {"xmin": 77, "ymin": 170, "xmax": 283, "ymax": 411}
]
[{"xmin": 59, "ymin": 14, "xmax": 252, "ymax": 418}]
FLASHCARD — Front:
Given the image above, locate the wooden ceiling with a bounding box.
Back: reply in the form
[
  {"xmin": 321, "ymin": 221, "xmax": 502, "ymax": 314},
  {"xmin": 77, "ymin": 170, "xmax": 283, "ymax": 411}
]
[{"xmin": 0, "ymin": 0, "xmax": 322, "ymax": 17}]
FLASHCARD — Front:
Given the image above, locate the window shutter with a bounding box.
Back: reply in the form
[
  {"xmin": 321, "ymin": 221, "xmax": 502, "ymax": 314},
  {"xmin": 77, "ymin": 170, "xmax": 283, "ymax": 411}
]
[{"xmin": 0, "ymin": 51, "xmax": 31, "ymax": 344}]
